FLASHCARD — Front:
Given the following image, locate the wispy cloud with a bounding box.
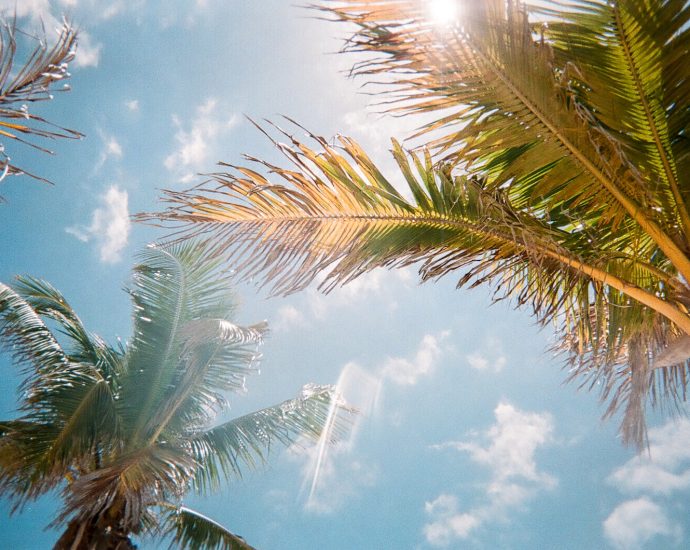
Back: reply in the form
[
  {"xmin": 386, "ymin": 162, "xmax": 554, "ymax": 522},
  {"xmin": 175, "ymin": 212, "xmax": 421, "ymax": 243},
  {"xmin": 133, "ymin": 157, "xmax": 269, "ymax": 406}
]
[
  {"xmin": 65, "ymin": 185, "xmax": 130, "ymax": 263},
  {"xmin": 465, "ymin": 336, "xmax": 507, "ymax": 373},
  {"xmin": 425, "ymin": 402, "xmax": 555, "ymax": 546},
  {"xmin": 381, "ymin": 331, "xmax": 450, "ymax": 386},
  {"xmin": 124, "ymin": 99, "xmax": 140, "ymax": 112},
  {"xmin": 603, "ymin": 418, "xmax": 690, "ymax": 548},
  {"xmin": 164, "ymin": 98, "xmax": 239, "ymax": 183},
  {"xmin": 72, "ymin": 31, "xmax": 101, "ymax": 67},
  {"xmin": 93, "ymin": 130, "xmax": 123, "ymax": 173},
  {"xmin": 272, "ymin": 305, "xmax": 307, "ymax": 333},
  {"xmin": 603, "ymin": 498, "xmax": 681, "ymax": 550},
  {"xmin": 275, "ymin": 268, "xmax": 413, "ymax": 331}
]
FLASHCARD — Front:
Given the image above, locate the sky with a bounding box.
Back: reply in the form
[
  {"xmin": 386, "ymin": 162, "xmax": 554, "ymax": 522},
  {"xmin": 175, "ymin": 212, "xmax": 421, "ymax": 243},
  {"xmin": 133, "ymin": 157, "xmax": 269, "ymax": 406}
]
[{"xmin": 1, "ymin": 1, "xmax": 690, "ymax": 549}]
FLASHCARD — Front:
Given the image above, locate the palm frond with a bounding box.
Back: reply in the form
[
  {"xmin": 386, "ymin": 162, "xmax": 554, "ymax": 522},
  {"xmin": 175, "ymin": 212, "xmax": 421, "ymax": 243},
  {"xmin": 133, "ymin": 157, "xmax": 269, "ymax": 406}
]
[
  {"xmin": 118, "ymin": 242, "xmax": 234, "ymax": 445},
  {"xmin": 145, "ymin": 123, "xmax": 690, "ymax": 448},
  {"xmin": 11, "ymin": 275, "xmax": 123, "ymax": 376},
  {"xmin": 0, "ymin": 19, "xmax": 82, "ymax": 190},
  {"xmin": 144, "ymin": 320, "xmax": 268, "ymax": 444},
  {"xmin": 158, "ymin": 505, "xmax": 257, "ymax": 550},
  {"xmin": 190, "ymin": 384, "xmax": 353, "ymax": 492},
  {"xmin": 313, "ymin": 0, "xmax": 690, "ymax": 280},
  {"xmin": 59, "ymin": 445, "xmax": 196, "ymax": 533},
  {"xmin": 536, "ymin": 0, "xmax": 690, "ymax": 242},
  {"xmin": 0, "ymin": 281, "xmax": 69, "ymax": 383}
]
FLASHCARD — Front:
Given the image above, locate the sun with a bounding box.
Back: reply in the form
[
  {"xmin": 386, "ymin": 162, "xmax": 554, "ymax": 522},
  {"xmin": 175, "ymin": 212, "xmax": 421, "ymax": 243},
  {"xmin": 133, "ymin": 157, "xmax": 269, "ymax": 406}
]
[{"xmin": 428, "ymin": 0, "xmax": 461, "ymax": 26}]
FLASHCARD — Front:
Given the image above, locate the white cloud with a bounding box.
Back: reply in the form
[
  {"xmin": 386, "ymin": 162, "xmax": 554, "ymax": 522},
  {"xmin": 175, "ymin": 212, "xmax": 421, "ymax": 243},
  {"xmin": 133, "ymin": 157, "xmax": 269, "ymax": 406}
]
[
  {"xmin": 65, "ymin": 185, "xmax": 130, "ymax": 263},
  {"xmin": 607, "ymin": 418, "xmax": 690, "ymax": 496},
  {"xmin": 465, "ymin": 336, "xmax": 507, "ymax": 373},
  {"xmin": 424, "ymin": 495, "xmax": 480, "ymax": 545},
  {"xmin": 164, "ymin": 98, "xmax": 239, "ymax": 183},
  {"xmin": 603, "ymin": 498, "xmax": 680, "ymax": 550},
  {"xmin": 425, "ymin": 402, "xmax": 555, "ymax": 546},
  {"xmin": 125, "ymin": 99, "xmax": 140, "ymax": 112},
  {"xmin": 272, "ymin": 305, "xmax": 307, "ymax": 333},
  {"xmin": 73, "ymin": 31, "xmax": 101, "ymax": 67},
  {"xmin": 93, "ymin": 131, "xmax": 123, "ymax": 173},
  {"xmin": 381, "ymin": 331, "xmax": 449, "ymax": 386},
  {"xmin": 0, "ymin": 2, "xmax": 102, "ymax": 69},
  {"xmin": 603, "ymin": 418, "xmax": 690, "ymax": 548}
]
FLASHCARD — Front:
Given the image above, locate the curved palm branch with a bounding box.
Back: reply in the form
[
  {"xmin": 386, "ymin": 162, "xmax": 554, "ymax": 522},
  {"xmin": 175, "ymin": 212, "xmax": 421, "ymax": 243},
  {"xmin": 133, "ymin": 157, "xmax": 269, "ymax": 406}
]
[
  {"xmin": 145, "ymin": 121, "xmax": 690, "ymax": 447},
  {"xmin": 158, "ymin": 505, "xmax": 257, "ymax": 550},
  {"xmin": 0, "ymin": 281, "xmax": 121, "ymax": 505},
  {"xmin": 191, "ymin": 384, "xmax": 353, "ymax": 492},
  {"xmin": 315, "ymin": 0, "xmax": 690, "ymax": 290},
  {"xmin": 0, "ymin": 19, "xmax": 82, "ymax": 189}
]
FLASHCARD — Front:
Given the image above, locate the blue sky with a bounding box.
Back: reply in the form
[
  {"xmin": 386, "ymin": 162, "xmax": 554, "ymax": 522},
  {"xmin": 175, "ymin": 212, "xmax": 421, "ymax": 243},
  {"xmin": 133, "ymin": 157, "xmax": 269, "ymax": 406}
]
[{"xmin": 1, "ymin": 1, "xmax": 690, "ymax": 549}]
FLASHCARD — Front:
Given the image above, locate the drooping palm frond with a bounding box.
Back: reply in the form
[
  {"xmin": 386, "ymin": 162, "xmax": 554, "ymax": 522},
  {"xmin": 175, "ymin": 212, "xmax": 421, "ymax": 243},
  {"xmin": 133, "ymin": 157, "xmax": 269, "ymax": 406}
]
[
  {"xmin": 0, "ymin": 281, "xmax": 121, "ymax": 505},
  {"xmin": 145, "ymin": 121, "xmax": 690, "ymax": 448},
  {"xmin": 313, "ymin": 0, "xmax": 690, "ymax": 280},
  {"xmin": 191, "ymin": 384, "xmax": 352, "ymax": 492},
  {"xmin": 158, "ymin": 505, "xmax": 257, "ymax": 550},
  {"xmin": 0, "ymin": 19, "xmax": 82, "ymax": 189},
  {"xmin": 146, "ymin": 319, "xmax": 268, "ymax": 442}
]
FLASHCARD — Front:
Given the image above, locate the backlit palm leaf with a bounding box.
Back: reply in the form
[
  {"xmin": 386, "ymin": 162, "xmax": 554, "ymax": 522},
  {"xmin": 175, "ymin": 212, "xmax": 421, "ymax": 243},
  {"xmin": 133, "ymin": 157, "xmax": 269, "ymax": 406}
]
[
  {"xmin": 0, "ymin": 19, "xmax": 82, "ymax": 189},
  {"xmin": 146, "ymin": 118, "xmax": 690, "ymax": 447},
  {"xmin": 191, "ymin": 384, "xmax": 352, "ymax": 492},
  {"xmin": 159, "ymin": 505, "xmax": 256, "ymax": 550}
]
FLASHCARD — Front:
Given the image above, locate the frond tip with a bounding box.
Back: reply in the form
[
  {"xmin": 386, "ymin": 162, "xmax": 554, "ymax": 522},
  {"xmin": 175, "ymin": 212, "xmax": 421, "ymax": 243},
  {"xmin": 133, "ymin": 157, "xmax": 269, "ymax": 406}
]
[{"xmin": 0, "ymin": 18, "xmax": 83, "ymax": 192}]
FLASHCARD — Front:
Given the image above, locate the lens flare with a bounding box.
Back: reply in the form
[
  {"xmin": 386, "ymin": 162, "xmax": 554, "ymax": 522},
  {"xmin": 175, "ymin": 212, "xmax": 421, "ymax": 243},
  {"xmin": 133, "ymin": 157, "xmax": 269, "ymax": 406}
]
[{"xmin": 428, "ymin": 0, "xmax": 460, "ymax": 25}]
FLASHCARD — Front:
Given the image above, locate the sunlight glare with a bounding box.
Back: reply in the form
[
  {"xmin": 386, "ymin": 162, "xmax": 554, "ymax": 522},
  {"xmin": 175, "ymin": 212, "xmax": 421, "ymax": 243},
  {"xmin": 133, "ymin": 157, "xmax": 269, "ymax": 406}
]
[
  {"xmin": 428, "ymin": 0, "xmax": 460, "ymax": 26},
  {"xmin": 303, "ymin": 363, "xmax": 381, "ymax": 508}
]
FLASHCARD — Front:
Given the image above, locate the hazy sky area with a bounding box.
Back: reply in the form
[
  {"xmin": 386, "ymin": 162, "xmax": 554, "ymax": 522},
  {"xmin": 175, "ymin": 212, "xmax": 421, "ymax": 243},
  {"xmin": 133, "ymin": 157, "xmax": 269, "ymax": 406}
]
[{"xmin": 1, "ymin": 1, "xmax": 690, "ymax": 549}]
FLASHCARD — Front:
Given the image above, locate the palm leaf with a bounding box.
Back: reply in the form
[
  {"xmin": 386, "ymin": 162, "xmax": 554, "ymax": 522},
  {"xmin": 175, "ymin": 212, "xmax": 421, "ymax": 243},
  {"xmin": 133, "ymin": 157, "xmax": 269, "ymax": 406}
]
[
  {"xmin": 314, "ymin": 0, "xmax": 690, "ymax": 281},
  {"xmin": 118, "ymin": 242, "xmax": 234, "ymax": 445},
  {"xmin": 145, "ymin": 124, "xmax": 690, "ymax": 448},
  {"xmin": 190, "ymin": 384, "xmax": 352, "ymax": 492},
  {"xmin": 0, "ymin": 19, "xmax": 82, "ymax": 190},
  {"xmin": 158, "ymin": 505, "xmax": 256, "ymax": 550},
  {"xmin": 144, "ymin": 319, "xmax": 268, "ymax": 444},
  {"xmin": 0, "ymin": 282, "xmax": 122, "ymax": 503}
]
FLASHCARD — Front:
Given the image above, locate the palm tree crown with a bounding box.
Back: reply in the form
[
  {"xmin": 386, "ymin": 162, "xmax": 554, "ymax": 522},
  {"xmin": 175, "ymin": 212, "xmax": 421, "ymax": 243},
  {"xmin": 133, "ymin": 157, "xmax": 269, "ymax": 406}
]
[
  {"xmin": 0, "ymin": 243, "xmax": 349, "ymax": 549},
  {"xmin": 147, "ymin": 0, "xmax": 690, "ymax": 448}
]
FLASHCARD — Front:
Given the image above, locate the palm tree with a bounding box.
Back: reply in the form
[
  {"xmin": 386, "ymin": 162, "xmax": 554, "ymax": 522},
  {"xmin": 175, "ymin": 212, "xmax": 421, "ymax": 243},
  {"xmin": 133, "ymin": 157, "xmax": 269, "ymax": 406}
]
[
  {"xmin": 0, "ymin": 18, "xmax": 82, "ymax": 194},
  {"xmin": 145, "ymin": 0, "xmax": 690, "ymax": 448},
  {"xmin": 0, "ymin": 243, "xmax": 349, "ymax": 549}
]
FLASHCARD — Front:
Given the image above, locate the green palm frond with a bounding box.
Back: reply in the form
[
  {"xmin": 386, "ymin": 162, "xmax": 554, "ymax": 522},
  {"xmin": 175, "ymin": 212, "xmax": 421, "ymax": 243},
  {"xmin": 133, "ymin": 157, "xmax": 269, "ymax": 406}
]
[
  {"xmin": 11, "ymin": 275, "xmax": 123, "ymax": 375},
  {"xmin": 145, "ymin": 319, "xmax": 268, "ymax": 443},
  {"xmin": 191, "ymin": 384, "xmax": 352, "ymax": 492},
  {"xmin": 0, "ymin": 281, "xmax": 121, "ymax": 504},
  {"xmin": 0, "ymin": 19, "xmax": 82, "ymax": 188},
  {"xmin": 119, "ymin": 242, "xmax": 234, "ymax": 445},
  {"xmin": 158, "ymin": 505, "xmax": 256, "ymax": 550},
  {"xmin": 315, "ymin": 0, "xmax": 690, "ymax": 279},
  {"xmin": 0, "ymin": 281, "xmax": 69, "ymax": 381}
]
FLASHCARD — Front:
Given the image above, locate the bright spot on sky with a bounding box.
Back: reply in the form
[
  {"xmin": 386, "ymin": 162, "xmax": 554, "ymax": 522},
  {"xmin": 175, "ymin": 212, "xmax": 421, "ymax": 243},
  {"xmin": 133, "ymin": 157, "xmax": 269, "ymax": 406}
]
[{"xmin": 428, "ymin": 0, "xmax": 460, "ymax": 25}]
